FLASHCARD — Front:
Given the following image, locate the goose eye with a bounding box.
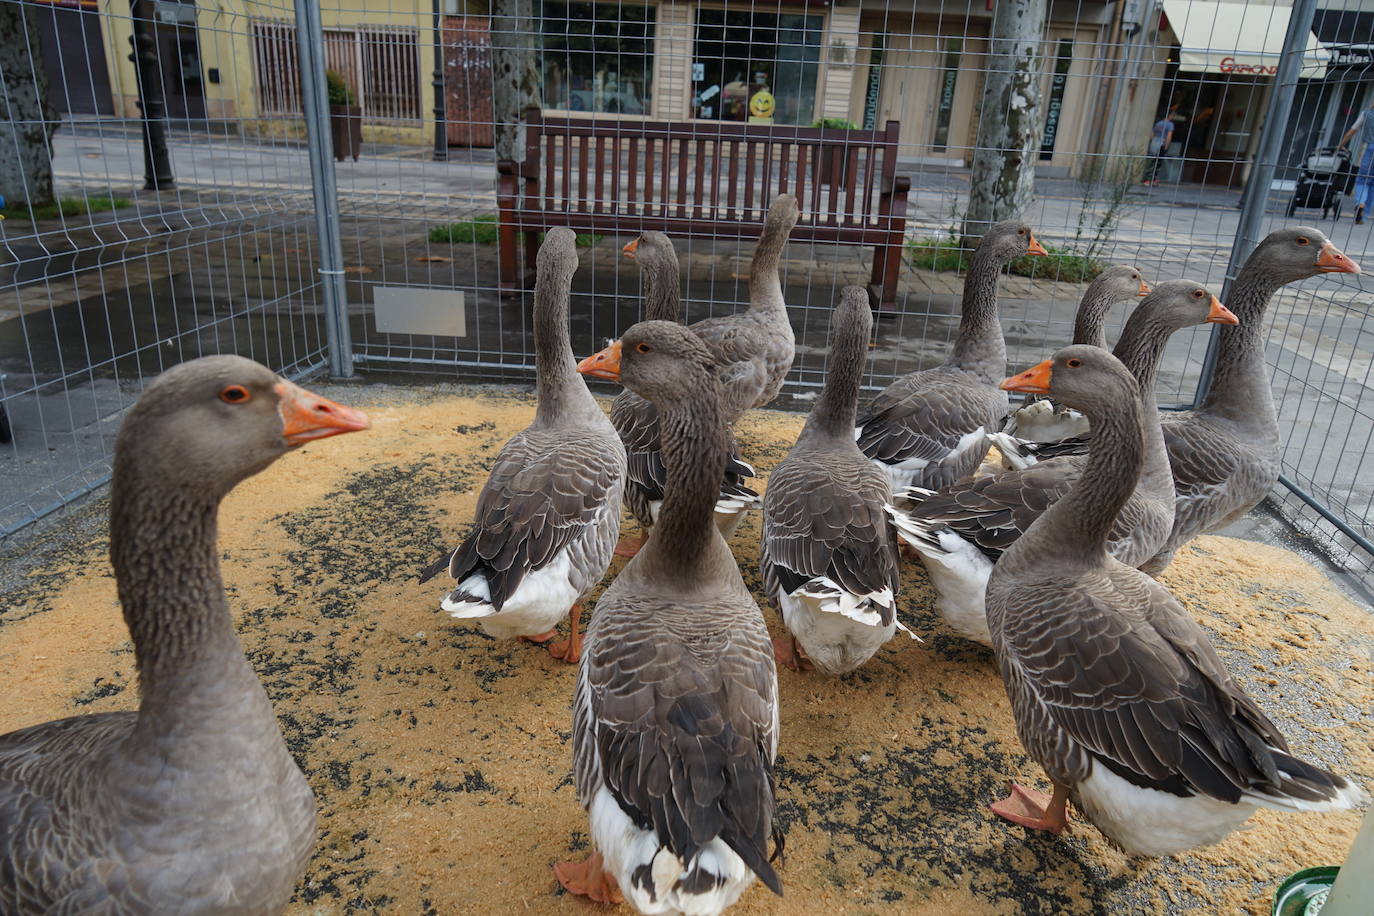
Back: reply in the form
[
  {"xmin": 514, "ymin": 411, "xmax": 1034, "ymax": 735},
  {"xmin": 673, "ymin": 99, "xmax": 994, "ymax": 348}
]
[
  {"xmin": 1017, "ymin": 228, "xmax": 1026, "ymax": 235},
  {"xmin": 220, "ymin": 385, "xmax": 251, "ymax": 404},
  {"xmin": 1193, "ymin": 289, "xmax": 1204, "ymax": 298},
  {"xmin": 1066, "ymin": 358, "xmax": 1083, "ymax": 368},
  {"xmin": 635, "ymin": 342, "xmax": 653, "ymax": 354},
  {"xmin": 1296, "ymin": 236, "xmax": 1310, "ymax": 245}
]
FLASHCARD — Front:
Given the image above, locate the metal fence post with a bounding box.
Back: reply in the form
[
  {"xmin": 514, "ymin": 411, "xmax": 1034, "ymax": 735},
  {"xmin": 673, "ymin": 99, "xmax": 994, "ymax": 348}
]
[
  {"xmin": 1193, "ymin": 0, "xmax": 1316, "ymax": 406},
  {"xmin": 293, "ymin": 0, "xmax": 355, "ymax": 378}
]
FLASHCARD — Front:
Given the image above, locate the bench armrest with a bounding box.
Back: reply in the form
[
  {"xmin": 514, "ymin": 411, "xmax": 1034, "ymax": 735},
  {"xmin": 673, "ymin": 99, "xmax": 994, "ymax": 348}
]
[{"xmin": 497, "ymin": 159, "xmax": 519, "ymax": 177}]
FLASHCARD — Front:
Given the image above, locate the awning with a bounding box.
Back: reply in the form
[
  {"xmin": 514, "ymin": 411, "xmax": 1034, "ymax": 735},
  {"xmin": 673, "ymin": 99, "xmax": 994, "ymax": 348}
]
[{"xmin": 1162, "ymin": 0, "xmax": 1329, "ymax": 78}]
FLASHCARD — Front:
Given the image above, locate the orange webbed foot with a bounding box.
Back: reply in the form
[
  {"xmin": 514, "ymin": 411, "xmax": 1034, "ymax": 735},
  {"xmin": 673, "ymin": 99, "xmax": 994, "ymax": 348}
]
[
  {"xmin": 772, "ymin": 636, "xmax": 816, "ymax": 672},
  {"xmin": 991, "ymin": 783, "xmax": 1070, "ymax": 835},
  {"xmin": 554, "ymin": 851, "xmax": 624, "ymax": 904},
  {"xmin": 546, "ymin": 605, "xmax": 583, "ymax": 664}
]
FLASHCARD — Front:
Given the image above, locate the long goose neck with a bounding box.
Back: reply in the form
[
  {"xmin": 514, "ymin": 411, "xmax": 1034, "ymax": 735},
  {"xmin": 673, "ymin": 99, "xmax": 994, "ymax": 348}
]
[
  {"xmin": 1072, "ymin": 288, "xmax": 1116, "ymax": 348},
  {"xmin": 109, "ymin": 473, "xmax": 267, "ymax": 747},
  {"xmin": 1110, "ymin": 316, "xmax": 1174, "ymax": 497},
  {"xmin": 643, "ymin": 257, "xmax": 681, "ymax": 323},
  {"xmin": 638, "ymin": 381, "xmax": 729, "ymax": 585},
  {"xmin": 1199, "ymin": 270, "xmax": 1278, "ymax": 429},
  {"xmin": 534, "ymin": 259, "xmax": 600, "ymax": 425},
  {"xmin": 801, "ymin": 315, "xmax": 866, "ymax": 443},
  {"xmin": 748, "ymin": 217, "xmax": 789, "ymax": 314},
  {"xmin": 1013, "ymin": 395, "xmax": 1145, "ymax": 563},
  {"xmin": 948, "ymin": 246, "xmax": 1008, "ymax": 384}
]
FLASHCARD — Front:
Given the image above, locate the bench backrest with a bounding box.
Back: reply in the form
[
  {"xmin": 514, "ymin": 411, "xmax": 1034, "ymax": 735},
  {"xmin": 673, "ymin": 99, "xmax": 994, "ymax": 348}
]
[{"xmin": 505, "ymin": 107, "xmax": 903, "ymax": 238}]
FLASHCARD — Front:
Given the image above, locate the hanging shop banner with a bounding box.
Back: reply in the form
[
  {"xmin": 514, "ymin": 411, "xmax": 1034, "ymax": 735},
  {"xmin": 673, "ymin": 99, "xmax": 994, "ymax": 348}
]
[
  {"xmin": 862, "ymin": 33, "xmax": 884, "ymax": 130},
  {"xmin": 932, "ymin": 39, "xmax": 961, "ymax": 151},
  {"xmin": 1040, "ymin": 38, "xmax": 1073, "ymax": 161}
]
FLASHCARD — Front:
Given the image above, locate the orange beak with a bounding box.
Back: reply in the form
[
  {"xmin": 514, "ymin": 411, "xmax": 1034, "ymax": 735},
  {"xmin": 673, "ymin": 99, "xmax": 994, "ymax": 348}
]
[
  {"xmin": 577, "ymin": 340, "xmax": 623, "ymax": 381},
  {"xmin": 275, "ymin": 381, "xmax": 370, "ymax": 447},
  {"xmin": 622, "ymin": 238, "xmax": 639, "ymax": 259},
  {"xmin": 1001, "ymin": 359, "xmax": 1053, "ymax": 395},
  {"xmin": 1138, "ymin": 280, "xmax": 1152, "ymax": 296},
  {"xmin": 1026, "ymin": 234, "xmax": 1049, "ymax": 257},
  {"xmin": 1206, "ymin": 296, "xmax": 1240, "ymax": 325},
  {"xmin": 1316, "ymin": 242, "xmax": 1361, "ymax": 274}
]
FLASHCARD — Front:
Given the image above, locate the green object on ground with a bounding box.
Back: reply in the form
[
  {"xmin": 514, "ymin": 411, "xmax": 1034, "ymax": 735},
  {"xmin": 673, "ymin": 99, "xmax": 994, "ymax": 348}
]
[
  {"xmin": 1, "ymin": 196, "xmax": 131, "ymax": 222},
  {"xmin": 1273, "ymin": 867, "xmax": 1340, "ymax": 916},
  {"xmin": 428, "ymin": 215, "xmax": 601, "ymax": 248}
]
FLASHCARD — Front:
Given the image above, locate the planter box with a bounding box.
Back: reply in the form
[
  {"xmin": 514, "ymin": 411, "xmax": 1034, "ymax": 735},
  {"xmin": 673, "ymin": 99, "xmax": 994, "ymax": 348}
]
[{"xmin": 330, "ymin": 104, "xmax": 361, "ymax": 162}]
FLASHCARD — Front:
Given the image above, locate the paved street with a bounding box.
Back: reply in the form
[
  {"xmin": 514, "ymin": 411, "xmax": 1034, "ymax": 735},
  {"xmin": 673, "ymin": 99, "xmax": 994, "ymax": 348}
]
[{"xmin": 2, "ymin": 122, "xmax": 1373, "ymax": 582}]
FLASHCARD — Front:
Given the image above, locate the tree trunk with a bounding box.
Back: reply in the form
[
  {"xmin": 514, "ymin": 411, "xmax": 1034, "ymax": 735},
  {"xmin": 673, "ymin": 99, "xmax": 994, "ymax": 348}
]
[
  {"xmin": 0, "ymin": 3, "xmax": 57, "ymax": 206},
  {"xmin": 490, "ymin": 0, "xmax": 541, "ymax": 162},
  {"xmin": 962, "ymin": 0, "xmax": 1047, "ymax": 247}
]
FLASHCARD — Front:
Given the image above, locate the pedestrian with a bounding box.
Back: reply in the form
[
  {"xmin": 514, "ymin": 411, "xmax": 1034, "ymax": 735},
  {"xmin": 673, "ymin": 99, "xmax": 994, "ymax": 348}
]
[
  {"xmin": 1339, "ymin": 102, "xmax": 1374, "ymax": 224},
  {"xmin": 1144, "ymin": 109, "xmax": 1175, "ymax": 186}
]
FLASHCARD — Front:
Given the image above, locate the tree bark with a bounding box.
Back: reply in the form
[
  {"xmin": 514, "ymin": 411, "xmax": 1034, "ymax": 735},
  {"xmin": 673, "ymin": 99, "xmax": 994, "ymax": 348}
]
[
  {"xmin": 962, "ymin": 0, "xmax": 1047, "ymax": 247},
  {"xmin": 490, "ymin": 0, "xmax": 541, "ymax": 162},
  {"xmin": 0, "ymin": 2, "xmax": 58, "ymax": 206}
]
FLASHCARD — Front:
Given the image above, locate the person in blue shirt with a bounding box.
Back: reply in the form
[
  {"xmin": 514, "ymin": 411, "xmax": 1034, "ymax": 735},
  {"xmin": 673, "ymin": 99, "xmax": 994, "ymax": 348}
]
[
  {"xmin": 1339, "ymin": 103, "xmax": 1374, "ymax": 224},
  {"xmin": 1144, "ymin": 109, "xmax": 1176, "ymax": 187}
]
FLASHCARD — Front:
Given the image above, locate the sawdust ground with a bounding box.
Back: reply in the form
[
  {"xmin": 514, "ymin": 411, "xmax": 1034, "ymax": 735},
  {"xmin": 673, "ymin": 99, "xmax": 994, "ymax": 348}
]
[{"xmin": 1, "ymin": 387, "xmax": 1370, "ymax": 915}]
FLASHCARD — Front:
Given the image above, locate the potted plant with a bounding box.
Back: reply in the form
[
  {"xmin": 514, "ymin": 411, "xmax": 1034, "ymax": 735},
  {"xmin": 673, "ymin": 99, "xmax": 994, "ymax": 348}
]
[
  {"xmin": 813, "ymin": 118, "xmax": 859, "ymax": 186},
  {"xmin": 327, "ymin": 70, "xmax": 361, "ymax": 162}
]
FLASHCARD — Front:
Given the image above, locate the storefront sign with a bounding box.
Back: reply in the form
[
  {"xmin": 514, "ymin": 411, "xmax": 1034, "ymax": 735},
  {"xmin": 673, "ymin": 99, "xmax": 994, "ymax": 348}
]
[
  {"xmin": 1218, "ymin": 57, "xmax": 1278, "ymax": 75},
  {"xmin": 862, "ymin": 33, "xmax": 884, "ymax": 130},
  {"xmin": 1040, "ymin": 38, "xmax": 1073, "ymax": 160}
]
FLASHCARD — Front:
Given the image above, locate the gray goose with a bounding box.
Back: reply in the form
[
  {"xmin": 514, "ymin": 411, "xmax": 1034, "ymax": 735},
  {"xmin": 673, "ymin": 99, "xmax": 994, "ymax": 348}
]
[
  {"xmin": 855, "ymin": 221, "xmax": 1048, "ymax": 491},
  {"xmin": 888, "ymin": 281, "xmax": 1236, "ymax": 646},
  {"xmin": 676, "ymin": 193, "xmax": 799, "ymax": 418},
  {"xmin": 1145, "ymin": 228, "xmax": 1360, "ymax": 574},
  {"xmin": 987, "ymin": 346, "xmax": 1365, "ymax": 856},
  {"xmin": 562, "ymin": 322, "xmax": 780, "ymax": 914},
  {"xmin": 762, "ymin": 286, "xmax": 911, "ymax": 673},
  {"xmin": 610, "ymin": 231, "xmax": 760, "ymax": 558},
  {"xmin": 420, "ymin": 229, "xmax": 627, "ymax": 663},
  {"xmin": 0, "ymin": 356, "xmax": 370, "ymax": 912},
  {"xmin": 994, "ymin": 264, "xmax": 1150, "ymax": 463}
]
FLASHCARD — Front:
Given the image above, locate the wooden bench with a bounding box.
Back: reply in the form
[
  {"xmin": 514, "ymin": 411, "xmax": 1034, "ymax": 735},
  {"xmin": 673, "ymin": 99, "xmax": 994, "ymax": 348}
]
[{"xmin": 496, "ymin": 107, "xmax": 911, "ymax": 310}]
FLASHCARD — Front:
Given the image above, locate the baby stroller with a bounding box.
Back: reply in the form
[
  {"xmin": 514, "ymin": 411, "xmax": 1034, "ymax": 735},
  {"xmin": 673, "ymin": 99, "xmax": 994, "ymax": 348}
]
[{"xmin": 1286, "ymin": 146, "xmax": 1354, "ymax": 220}]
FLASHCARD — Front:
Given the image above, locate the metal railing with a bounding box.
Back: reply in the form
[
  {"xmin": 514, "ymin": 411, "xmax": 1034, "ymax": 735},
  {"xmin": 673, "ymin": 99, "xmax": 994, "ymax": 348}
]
[{"xmin": 2, "ymin": 0, "xmax": 1372, "ymax": 584}]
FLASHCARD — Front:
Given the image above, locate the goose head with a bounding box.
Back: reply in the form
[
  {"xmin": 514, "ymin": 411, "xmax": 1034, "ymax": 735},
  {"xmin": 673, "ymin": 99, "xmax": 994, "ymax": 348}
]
[
  {"xmin": 1092, "ymin": 264, "xmax": 1152, "ymax": 301},
  {"xmin": 622, "ymin": 230, "xmax": 675, "ymax": 263},
  {"xmin": 1249, "ymin": 227, "xmax": 1360, "ymax": 283},
  {"xmin": 981, "ymin": 221, "xmax": 1049, "ymax": 262},
  {"xmin": 117, "ymin": 355, "xmax": 370, "ymax": 495},
  {"xmin": 577, "ymin": 320, "xmax": 719, "ymax": 408},
  {"xmin": 1002, "ymin": 345, "xmax": 1140, "ymax": 417},
  {"xmin": 766, "ymin": 193, "xmax": 801, "ymax": 231},
  {"xmin": 1135, "ymin": 279, "xmax": 1237, "ymax": 330}
]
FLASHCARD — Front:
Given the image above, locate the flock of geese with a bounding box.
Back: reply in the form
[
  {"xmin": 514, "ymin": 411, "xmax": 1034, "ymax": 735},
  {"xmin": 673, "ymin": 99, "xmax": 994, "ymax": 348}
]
[{"xmin": 0, "ymin": 193, "xmax": 1369, "ymax": 914}]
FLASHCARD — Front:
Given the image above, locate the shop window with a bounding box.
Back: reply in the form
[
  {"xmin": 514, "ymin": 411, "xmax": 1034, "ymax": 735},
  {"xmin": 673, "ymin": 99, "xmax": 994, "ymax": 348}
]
[
  {"xmin": 692, "ymin": 9, "xmax": 823, "ymax": 126},
  {"xmin": 541, "ymin": 1, "xmax": 655, "ymax": 115}
]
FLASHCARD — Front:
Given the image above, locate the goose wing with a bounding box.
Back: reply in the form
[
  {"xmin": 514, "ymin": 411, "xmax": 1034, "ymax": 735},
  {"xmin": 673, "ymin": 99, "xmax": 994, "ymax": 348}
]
[
  {"xmin": 856, "ymin": 369, "xmax": 1004, "ymax": 486},
  {"xmin": 1162, "ymin": 415, "xmax": 1262, "ymax": 540},
  {"xmin": 578, "ymin": 606, "xmax": 780, "ymax": 893},
  {"xmin": 424, "ymin": 427, "xmax": 621, "ymax": 609},
  {"xmin": 762, "ymin": 459, "xmax": 898, "ymax": 622},
  {"xmin": 994, "ymin": 568, "xmax": 1296, "ymax": 802}
]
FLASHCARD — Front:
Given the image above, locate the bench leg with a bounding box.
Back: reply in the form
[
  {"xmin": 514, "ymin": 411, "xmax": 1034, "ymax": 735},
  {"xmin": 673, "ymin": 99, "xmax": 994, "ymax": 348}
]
[
  {"xmin": 499, "ymin": 218, "xmax": 519, "ymax": 295},
  {"xmin": 522, "ymin": 231, "xmax": 540, "ymax": 289},
  {"xmin": 869, "ymin": 243, "xmax": 902, "ymax": 313}
]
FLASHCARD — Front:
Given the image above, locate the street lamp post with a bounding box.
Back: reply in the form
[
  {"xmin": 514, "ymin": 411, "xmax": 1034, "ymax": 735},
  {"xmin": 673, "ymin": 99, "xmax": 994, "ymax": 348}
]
[{"xmin": 129, "ymin": 0, "xmax": 175, "ymax": 190}]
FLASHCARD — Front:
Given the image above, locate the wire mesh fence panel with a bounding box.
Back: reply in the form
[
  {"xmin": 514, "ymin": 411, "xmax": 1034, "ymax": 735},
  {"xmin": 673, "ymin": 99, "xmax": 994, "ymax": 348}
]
[
  {"xmin": 0, "ymin": 0, "xmax": 330, "ymax": 536},
  {"xmin": 4, "ymin": 0, "xmax": 1374, "ymax": 583}
]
